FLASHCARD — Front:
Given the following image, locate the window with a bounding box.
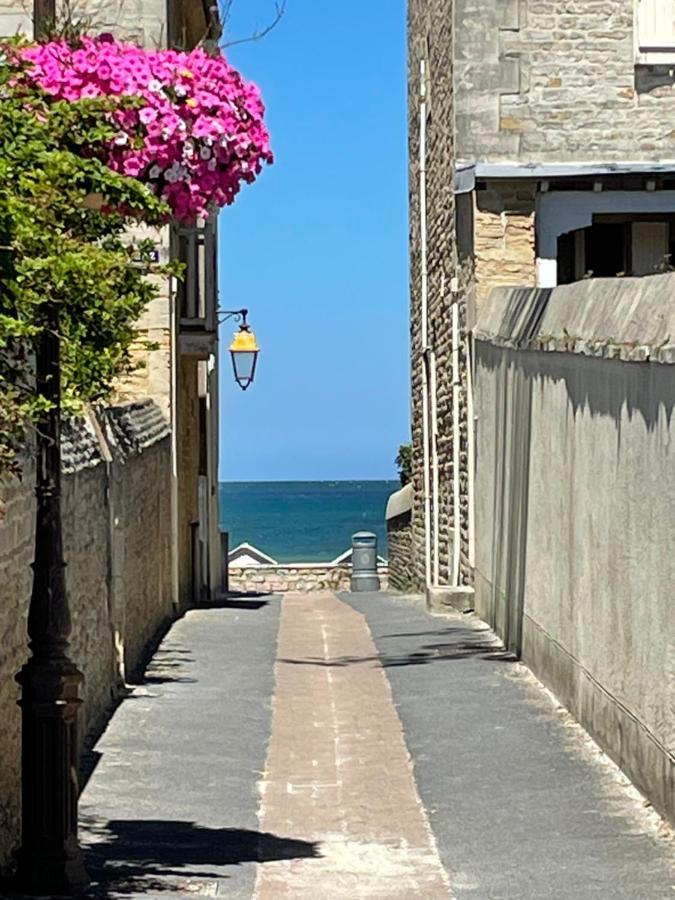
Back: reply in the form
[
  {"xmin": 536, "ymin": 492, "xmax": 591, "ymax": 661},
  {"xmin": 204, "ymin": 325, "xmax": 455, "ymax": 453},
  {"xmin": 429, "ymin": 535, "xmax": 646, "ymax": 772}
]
[
  {"xmin": 175, "ymin": 220, "xmax": 217, "ymax": 328},
  {"xmin": 556, "ymin": 215, "xmax": 675, "ymax": 284},
  {"xmin": 636, "ymin": 0, "xmax": 675, "ymax": 64}
]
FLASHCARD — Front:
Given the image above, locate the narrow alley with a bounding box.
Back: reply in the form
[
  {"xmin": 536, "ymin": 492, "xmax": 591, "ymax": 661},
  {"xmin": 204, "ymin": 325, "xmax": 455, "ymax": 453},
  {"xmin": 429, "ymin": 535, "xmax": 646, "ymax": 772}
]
[{"xmin": 78, "ymin": 592, "xmax": 675, "ymax": 899}]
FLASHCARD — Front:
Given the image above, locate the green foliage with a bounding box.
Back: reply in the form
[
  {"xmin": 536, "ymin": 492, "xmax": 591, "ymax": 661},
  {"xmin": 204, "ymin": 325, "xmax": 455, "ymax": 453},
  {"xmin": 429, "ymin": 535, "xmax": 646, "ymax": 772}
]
[
  {"xmin": 395, "ymin": 443, "xmax": 412, "ymax": 487},
  {"xmin": 0, "ymin": 43, "xmax": 173, "ymax": 484}
]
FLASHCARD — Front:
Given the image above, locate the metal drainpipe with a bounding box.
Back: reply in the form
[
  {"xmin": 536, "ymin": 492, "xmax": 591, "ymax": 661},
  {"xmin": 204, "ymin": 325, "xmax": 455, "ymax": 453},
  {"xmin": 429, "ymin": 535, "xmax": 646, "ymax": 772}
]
[
  {"xmin": 430, "ymin": 347, "xmax": 440, "ymax": 587},
  {"xmin": 467, "ymin": 333, "xmax": 476, "ymax": 573},
  {"xmin": 170, "ymin": 263, "xmax": 181, "ymax": 612},
  {"xmin": 451, "ymin": 300, "xmax": 461, "ymax": 587},
  {"xmin": 419, "ymin": 58, "xmax": 432, "ymax": 591}
]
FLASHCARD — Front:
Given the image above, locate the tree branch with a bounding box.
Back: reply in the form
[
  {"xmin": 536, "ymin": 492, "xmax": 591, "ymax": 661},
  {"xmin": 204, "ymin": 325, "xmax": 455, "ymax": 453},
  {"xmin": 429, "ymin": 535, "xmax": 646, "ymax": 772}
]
[{"xmin": 221, "ymin": 0, "xmax": 286, "ymax": 49}]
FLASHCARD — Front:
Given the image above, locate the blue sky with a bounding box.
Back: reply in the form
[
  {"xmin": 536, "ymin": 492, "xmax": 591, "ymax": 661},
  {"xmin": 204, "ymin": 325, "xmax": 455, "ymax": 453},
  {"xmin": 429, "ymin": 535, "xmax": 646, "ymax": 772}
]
[{"xmin": 217, "ymin": 0, "xmax": 409, "ymax": 482}]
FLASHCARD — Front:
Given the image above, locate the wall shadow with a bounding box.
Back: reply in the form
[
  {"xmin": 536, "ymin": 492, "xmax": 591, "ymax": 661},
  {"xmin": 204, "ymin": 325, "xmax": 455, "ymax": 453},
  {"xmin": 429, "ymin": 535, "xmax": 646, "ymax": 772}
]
[
  {"xmin": 279, "ymin": 624, "xmax": 515, "ymax": 669},
  {"xmin": 82, "ymin": 819, "xmax": 320, "ymax": 896},
  {"xmin": 199, "ymin": 591, "xmax": 273, "ymax": 610},
  {"xmin": 79, "ymin": 643, "xmax": 197, "ymax": 792},
  {"xmin": 478, "ymin": 336, "xmax": 675, "ymax": 440}
]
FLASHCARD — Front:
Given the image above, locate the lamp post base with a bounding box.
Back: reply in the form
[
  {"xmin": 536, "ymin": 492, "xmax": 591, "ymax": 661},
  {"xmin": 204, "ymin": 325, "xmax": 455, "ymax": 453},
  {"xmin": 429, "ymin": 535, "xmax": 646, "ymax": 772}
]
[
  {"xmin": 15, "ymin": 657, "xmax": 89, "ymax": 896},
  {"xmin": 15, "ymin": 849, "xmax": 90, "ymax": 897}
]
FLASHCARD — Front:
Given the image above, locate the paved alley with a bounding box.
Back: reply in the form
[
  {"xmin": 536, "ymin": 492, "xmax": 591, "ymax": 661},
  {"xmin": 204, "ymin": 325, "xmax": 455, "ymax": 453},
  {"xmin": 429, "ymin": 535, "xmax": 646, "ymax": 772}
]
[{"xmin": 80, "ymin": 592, "xmax": 675, "ymax": 899}]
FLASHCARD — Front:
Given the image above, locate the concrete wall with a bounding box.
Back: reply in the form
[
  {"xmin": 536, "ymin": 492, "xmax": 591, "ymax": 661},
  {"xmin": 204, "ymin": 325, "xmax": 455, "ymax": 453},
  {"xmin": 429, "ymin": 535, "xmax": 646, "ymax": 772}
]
[
  {"xmin": 455, "ymin": 0, "xmax": 675, "ymax": 163},
  {"xmin": 474, "ymin": 276, "xmax": 675, "ymax": 824},
  {"xmin": 0, "ymin": 400, "xmax": 172, "ymax": 871}
]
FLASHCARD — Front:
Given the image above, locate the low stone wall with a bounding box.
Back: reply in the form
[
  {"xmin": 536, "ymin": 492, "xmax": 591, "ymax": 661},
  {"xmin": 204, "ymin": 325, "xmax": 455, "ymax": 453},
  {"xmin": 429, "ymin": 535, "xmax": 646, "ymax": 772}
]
[
  {"xmin": 474, "ymin": 276, "xmax": 675, "ymax": 826},
  {"xmin": 386, "ymin": 483, "xmax": 417, "ymax": 592},
  {"xmin": 0, "ymin": 400, "xmax": 172, "ymax": 872},
  {"xmin": 229, "ymin": 564, "xmax": 389, "ymax": 594},
  {"xmin": 387, "ymin": 513, "xmax": 416, "ymax": 591}
]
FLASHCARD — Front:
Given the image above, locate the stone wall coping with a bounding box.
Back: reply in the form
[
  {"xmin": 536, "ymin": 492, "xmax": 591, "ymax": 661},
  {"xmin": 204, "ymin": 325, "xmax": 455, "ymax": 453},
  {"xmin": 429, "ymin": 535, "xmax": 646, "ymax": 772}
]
[
  {"xmin": 102, "ymin": 400, "xmax": 170, "ymax": 458},
  {"xmin": 60, "ymin": 400, "xmax": 170, "ymax": 476},
  {"xmin": 475, "ymin": 276, "xmax": 675, "ymax": 364},
  {"xmin": 385, "ymin": 483, "xmax": 413, "ymax": 521}
]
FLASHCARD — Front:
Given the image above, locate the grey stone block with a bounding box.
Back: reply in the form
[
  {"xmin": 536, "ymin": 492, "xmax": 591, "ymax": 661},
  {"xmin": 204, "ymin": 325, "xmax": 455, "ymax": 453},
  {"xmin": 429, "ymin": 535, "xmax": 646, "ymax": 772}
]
[{"xmin": 426, "ymin": 585, "xmax": 475, "ymax": 614}]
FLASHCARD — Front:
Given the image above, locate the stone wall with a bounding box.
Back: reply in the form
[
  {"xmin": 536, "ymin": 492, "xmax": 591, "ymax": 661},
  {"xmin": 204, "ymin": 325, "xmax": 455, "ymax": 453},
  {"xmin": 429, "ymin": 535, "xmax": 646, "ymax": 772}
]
[
  {"xmin": 474, "ymin": 182, "xmax": 536, "ymax": 307},
  {"xmin": 408, "ymin": 0, "xmax": 472, "ymax": 593},
  {"xmin": 473, "ymin": 275, "xmax": 675, "ymax": 825},
  {"xmin": 102, "ymin": 402, "xmax": 174, "ymax": 681},
  {"xmin": 455, "ymin": 0, "xmax": 675, "ymax": 163},
  {"xmin": 385, "ymin": 483, "xmax": 416, "ymax": 592},
  {"xmin": 0, "ymin": 400, "xmax": 172, "ymax": 872},
  {"xmin": 0, "ymin": 0, "xmax": 169, "ymax": 44},
  {"xmin": 386, "ymin": 513, "xmax": 415, "ymax": 592},
  {"xmin": 229, "ymin": 564, "xmax": 389, "ymax": 595}
]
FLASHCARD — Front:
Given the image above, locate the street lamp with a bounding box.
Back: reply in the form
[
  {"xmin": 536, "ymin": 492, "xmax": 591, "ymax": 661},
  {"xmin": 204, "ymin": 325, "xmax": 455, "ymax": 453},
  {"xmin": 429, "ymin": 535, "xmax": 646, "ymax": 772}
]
[
  {"xmin": 15, "ymin": 307, "xmax": 89, "ymax": 897},
  {"xmin": 219, "ymin": 308, "xmax": 260, "ymax": 391},
  {"xmin": 12, "ymin": 7, "xmax": 90, "ymax": 894}
]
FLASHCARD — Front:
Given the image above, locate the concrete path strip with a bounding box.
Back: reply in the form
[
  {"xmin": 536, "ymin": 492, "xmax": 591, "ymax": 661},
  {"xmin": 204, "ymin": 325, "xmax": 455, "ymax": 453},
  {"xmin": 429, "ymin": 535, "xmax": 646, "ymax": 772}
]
[{"xmin": 254, "ymin": 591, "xmax": 452, "ymax": 899}]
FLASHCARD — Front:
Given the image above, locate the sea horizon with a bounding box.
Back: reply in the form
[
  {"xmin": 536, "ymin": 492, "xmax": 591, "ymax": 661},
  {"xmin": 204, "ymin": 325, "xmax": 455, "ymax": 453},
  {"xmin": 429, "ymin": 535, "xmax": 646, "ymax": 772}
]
[{"xmin": 218, "ymin": 479, "xmax": 399, "ymax": 564}]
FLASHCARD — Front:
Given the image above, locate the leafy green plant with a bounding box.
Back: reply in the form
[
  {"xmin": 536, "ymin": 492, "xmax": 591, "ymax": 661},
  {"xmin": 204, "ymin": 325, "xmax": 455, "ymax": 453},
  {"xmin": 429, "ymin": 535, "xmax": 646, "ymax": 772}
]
[
  {"xmin": 395, "ymin": 443, "xmax": 412, "ymax": 486},
  {"xmin": 0, "ymin": 43, "xmax": 175, "ymax": 497}
]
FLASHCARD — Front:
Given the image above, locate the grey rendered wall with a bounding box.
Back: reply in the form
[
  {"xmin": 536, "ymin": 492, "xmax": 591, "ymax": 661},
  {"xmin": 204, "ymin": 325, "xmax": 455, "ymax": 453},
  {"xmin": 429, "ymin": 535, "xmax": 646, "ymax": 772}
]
[
  {"xmin": 474, "ymin": 277, "xmax": 675, "ymax": 824},
  {"xmin": 455, "ymin": 0, "xmax": 675, "ymax": 163}
]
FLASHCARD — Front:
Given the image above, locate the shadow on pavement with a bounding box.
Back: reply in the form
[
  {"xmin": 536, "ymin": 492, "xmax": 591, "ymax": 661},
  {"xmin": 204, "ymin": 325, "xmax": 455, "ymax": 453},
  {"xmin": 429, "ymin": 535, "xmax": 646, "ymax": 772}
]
[
  {"xmin": 80, "ymin": 645, "xmax": 198, "ymax": 790},
  {"xmin": 83, "ymin": 819, "xmax": 321, "ymax": 896},
  {"xmin": 199, "ymin": 591, "xmax": 273, "ymax": 610},
  {"xmin": 279, "ymin": 623, "xmax": 516, "ymax": 669}
]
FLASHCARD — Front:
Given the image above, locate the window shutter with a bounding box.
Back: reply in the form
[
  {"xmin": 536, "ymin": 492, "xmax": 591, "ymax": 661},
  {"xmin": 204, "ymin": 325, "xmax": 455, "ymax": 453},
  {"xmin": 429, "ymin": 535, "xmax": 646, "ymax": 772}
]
[
  {"xmin": 631, "ymin": 222, "xmax": 669, "ymax": 276},
  {"xmin": 638, "ymin": 0, "xmax": 675, "ymax": 51}
]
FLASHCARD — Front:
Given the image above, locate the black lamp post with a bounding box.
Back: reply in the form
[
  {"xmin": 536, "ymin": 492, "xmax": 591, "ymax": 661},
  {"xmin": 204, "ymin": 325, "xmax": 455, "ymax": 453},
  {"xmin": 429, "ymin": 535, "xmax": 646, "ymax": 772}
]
[
  {"xmin": 219, "ymin": 308, "xmax": 260, "ymax": 391},
  {"xmin": 15, "ymin": 305, "xmax": 89, "ymax": 895},
  {"xmin": 12, "ymin": 4, "xmax": 90, "ymax": 895}
]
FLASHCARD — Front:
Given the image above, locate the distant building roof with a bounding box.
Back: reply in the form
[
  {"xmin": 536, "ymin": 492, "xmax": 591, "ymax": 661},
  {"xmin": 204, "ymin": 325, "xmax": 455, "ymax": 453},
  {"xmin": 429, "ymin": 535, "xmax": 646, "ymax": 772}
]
[
  {"xmin": 228, "ymin": 542, "xmax": 278, "ymax": 567},
  {"xmin": 385, "ymin": 483, "xmax": 413, "ymax": 521}
]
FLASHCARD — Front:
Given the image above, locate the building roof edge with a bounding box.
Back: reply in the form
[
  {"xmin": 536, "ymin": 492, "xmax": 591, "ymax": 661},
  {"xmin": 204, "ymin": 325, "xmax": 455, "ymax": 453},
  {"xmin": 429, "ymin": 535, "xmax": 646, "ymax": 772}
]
[{"xmin": 454, "ymin": 161, "xmax": 675, "ymax": 193}]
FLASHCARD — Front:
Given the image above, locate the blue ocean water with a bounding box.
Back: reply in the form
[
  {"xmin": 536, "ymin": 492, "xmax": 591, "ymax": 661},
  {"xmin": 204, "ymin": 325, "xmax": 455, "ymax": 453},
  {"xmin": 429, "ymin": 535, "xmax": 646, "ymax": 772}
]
[{"xmin": 218, "ymin": 480, "xmax": 398, "ymax": 563}]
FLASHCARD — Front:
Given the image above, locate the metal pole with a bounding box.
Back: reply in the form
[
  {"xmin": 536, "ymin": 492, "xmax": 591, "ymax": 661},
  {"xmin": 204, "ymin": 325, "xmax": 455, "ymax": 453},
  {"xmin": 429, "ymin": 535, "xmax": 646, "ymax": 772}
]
[
  {"xmin": 221, "ymin": 531, "xmax": 229, "ymax": 594},
  {"xmin": 15, "ymin": 305, "xmax": 89, "ymax": 894}
]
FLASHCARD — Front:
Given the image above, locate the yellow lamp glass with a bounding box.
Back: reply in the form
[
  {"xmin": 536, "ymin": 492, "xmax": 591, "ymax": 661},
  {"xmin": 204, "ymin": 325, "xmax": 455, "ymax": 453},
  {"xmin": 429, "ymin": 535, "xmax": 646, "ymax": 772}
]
[{"xmin": 229, "ymin": 327, "xmax": 260, "ymax": 390}]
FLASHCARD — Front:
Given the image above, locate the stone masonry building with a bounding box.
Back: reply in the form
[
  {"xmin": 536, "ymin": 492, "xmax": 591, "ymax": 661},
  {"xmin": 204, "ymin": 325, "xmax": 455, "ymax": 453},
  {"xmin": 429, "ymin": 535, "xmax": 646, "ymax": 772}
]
[
  {"xmin": 0, "ymin": 0, "xmax": 225, "ymax": 870},
  {"xmin": 402, "ymin": 0, "xmax": 675, "ymax": 605}
]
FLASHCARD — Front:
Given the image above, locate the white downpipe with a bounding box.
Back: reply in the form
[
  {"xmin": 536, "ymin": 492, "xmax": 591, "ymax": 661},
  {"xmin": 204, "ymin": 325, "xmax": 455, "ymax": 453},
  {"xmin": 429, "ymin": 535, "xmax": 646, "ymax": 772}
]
[
  {"xmin": 419, "ymin": 59, "xmax": 432, "ymax": 590},
  {"xmin": 466, "ymin": 334, "xmax": 476, "ymax": 571},
  {"xmin": 430, "ymin": 349, "xmax": 440, "ymax": 587},
  {"xmin": 169, "ymin": 272, "xmax": 180, "ymax": 611},
  {"xmin": 451, "ymin": 301, "xmax": 461, "ymax": 587}
]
